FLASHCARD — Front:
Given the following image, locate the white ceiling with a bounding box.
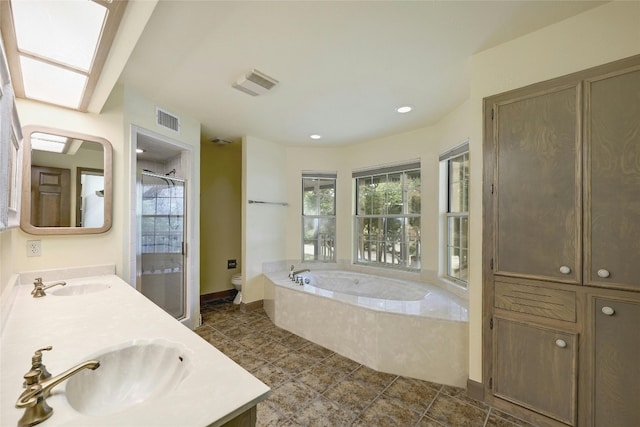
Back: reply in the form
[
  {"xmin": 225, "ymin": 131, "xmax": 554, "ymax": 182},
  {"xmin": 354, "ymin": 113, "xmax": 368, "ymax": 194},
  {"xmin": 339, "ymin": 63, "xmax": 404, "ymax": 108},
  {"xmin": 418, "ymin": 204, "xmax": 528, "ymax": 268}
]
[{"xmin": 118, "ymin": 1, "xmax": 604, "ymax": 147}]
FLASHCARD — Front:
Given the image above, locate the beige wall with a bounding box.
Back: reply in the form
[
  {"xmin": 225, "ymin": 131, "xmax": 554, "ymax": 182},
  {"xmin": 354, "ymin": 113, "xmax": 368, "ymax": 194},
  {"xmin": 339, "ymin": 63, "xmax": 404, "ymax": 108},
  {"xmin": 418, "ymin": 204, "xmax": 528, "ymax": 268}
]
[
  {"xmin": 13, "ymin": 95, "xmax": 126, "ymax": 275},
  {"xmin": 467, "ymin": 1, "xmax": 640, "ymax": 381},
  {"xmin": 200, "ymin": 141, "xmax": 242, "ymax": 295},
  {"xmin": 243, "ymin": 136, "xmax": 287, "ymax": 303},
  {"xmin": 284, "ymin": 99, "xmax": 470, "ymax": 274}
]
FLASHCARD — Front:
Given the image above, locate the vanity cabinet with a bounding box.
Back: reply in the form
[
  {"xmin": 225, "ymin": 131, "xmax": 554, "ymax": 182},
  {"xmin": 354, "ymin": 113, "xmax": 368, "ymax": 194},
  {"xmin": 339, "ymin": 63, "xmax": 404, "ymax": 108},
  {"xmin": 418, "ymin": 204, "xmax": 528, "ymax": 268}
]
[{"xmin": 483, "ymin": 54, "xmax": 640, "ymax": 427}]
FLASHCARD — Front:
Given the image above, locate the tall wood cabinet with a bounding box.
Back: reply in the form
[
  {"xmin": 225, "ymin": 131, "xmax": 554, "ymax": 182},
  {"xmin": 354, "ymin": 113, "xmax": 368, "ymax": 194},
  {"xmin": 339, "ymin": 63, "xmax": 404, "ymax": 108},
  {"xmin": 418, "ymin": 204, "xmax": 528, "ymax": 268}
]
[{"xmin": 483, "ymin": 55, "xmax": 640, "ymax": 427}]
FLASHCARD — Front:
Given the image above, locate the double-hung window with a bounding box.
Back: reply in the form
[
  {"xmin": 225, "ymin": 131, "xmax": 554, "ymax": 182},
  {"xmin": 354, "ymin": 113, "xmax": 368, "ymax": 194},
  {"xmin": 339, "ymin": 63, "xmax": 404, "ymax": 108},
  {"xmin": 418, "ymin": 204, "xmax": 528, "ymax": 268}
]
[
  {"xmin": 441, "ymin": 143, "xmax": 469, "ymax": 285},
  {"xmin": 354, "ymin": 161, "xmax": 421, "ymax": 270},
  {"xmin": 302, "ymin": 173, "xmax": 336, "ymax": 262}
]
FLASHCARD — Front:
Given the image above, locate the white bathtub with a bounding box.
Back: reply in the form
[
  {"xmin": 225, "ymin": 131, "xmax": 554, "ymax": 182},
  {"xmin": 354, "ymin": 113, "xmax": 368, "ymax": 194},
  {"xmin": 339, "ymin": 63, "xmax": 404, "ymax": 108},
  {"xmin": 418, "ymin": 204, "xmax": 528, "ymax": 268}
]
[{"xmin": 264, "ymin": 269, "xmax": 469, "ymax": 387}]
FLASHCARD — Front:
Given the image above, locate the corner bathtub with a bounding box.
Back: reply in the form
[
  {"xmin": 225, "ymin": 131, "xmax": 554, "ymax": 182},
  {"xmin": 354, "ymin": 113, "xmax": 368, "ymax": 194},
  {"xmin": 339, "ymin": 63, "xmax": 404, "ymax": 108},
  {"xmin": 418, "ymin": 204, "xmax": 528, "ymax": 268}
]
[{"xmin": 264, "ymin": 270, "xmax": 469, "ymax": 387}]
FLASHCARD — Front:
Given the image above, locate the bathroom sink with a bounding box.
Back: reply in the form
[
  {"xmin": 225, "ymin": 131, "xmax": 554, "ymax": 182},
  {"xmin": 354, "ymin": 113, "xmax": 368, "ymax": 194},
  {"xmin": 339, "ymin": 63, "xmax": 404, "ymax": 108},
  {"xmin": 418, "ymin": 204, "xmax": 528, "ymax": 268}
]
[
  {"xmin": 65, "ymin": 340, "xmax": 191, "ymax": 416},
  {"xmin": 52, "ymin": 283, "xmax": 111, "ymax": 296}
]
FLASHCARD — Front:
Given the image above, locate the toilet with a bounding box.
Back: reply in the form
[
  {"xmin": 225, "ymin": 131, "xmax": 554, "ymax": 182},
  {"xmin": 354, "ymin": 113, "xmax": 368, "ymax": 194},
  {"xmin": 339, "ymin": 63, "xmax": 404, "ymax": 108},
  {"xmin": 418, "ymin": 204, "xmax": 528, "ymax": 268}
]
[{"xmin": 231, "ymin": 274, "xmax": 242, "ymax": 304}]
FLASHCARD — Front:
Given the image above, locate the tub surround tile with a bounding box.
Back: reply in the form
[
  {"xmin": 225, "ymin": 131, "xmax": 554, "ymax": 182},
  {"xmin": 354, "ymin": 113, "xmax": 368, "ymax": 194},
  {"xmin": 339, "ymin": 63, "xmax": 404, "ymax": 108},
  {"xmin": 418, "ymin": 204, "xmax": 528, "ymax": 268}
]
[{"xmin": 271, "ymin": 274, "xmax": 468, "ymax": 387}]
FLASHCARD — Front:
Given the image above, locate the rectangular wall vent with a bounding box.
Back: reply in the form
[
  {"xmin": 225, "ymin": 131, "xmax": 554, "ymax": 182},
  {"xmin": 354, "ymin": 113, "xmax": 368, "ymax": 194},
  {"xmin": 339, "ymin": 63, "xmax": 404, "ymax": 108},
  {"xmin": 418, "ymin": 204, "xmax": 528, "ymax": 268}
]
[
  {"xmin": 232, "ymin": 69, "xmax": 279, "ymax": 96},
  {"xmin": 156, "ymin": 107, "xmax": 180, "ymax": 133}
]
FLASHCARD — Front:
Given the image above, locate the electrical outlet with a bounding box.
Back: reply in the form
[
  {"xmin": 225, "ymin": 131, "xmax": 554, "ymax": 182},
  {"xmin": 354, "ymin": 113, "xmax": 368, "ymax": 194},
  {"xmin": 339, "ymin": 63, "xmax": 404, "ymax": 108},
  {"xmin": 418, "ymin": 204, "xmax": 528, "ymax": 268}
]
[{"xmin": 27, "ymin": 240, "xmax": 41, "ymax": 257}]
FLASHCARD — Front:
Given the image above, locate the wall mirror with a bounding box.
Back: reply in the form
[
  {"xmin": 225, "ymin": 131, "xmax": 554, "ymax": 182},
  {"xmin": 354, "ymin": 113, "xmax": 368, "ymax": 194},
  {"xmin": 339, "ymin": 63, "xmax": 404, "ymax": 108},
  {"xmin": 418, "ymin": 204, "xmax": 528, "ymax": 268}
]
[{"xmin": 21, "ymin": 125, "xmax": 112, "ymax": 235}]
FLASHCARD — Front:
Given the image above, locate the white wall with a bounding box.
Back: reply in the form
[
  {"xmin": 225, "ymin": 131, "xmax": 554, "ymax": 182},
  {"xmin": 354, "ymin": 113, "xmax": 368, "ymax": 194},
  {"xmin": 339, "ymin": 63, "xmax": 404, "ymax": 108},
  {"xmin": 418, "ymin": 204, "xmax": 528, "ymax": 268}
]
[
  {"xmin": 466, "ymin": 1, "xmax": 640, "ymax": 382},
  {"xmin": 243, "ymin": 136, "xmax": 287, "ymax": 303}
]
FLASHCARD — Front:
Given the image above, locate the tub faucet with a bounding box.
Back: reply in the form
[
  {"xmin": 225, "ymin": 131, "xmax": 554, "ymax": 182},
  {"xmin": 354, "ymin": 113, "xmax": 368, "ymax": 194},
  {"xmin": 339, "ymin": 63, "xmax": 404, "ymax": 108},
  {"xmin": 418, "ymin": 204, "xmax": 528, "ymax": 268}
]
[
  {"xmin": 31, "ymin": 277, "xmax": 66, "ymax": 298},
  {"xmin": 16, "ymin": 355, "xmax": 100, "ymax": 427},
  {"xmin": 291, "ymin": 268, "xmax": 310, "ymax": 282}
]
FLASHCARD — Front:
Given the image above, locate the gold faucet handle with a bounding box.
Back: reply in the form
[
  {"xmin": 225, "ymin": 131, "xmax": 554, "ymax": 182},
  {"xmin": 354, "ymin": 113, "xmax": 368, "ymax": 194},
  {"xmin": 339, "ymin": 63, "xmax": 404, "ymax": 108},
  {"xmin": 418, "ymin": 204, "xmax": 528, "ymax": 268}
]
[
  {"xmin": 30, "ymin": 347, "xmax": 53, "ymax": 380},
  {"xmin": 30, "ymin": 278, "xmax": 44, "ymax": 295}
]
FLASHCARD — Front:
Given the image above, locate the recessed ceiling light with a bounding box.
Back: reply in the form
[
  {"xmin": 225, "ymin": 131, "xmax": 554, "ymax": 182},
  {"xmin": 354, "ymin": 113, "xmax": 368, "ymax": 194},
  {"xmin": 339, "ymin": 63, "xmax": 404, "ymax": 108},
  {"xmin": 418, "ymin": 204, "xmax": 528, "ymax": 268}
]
[
  {"xmin": 310, "ymin": 134, "xmax": 322, "ymax": 140},
  {"xmin": 136, "ymin": 148, "xmax": 145, "ymax": 154},
  {"xmin": 396, "ymin": 106, "xmax": 413, "ymax": 114}
]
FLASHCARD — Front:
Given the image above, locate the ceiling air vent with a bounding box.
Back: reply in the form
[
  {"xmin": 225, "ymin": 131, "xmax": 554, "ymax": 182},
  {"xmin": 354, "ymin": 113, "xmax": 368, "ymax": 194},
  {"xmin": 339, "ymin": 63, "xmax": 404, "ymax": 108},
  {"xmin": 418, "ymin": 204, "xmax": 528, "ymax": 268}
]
[
  {"xmin": 156, "ymin": 107, "xmax": 180, "ymax": 133},
  {"xmin": 232, "ymin": 69, "xmax": 279, "ymax": 96}
]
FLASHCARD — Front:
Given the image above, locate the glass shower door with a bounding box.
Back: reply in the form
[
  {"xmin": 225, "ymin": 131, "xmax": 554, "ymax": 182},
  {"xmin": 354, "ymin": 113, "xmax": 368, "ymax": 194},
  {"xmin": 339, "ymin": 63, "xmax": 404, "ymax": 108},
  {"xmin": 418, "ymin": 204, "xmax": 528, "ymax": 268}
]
[{"xmin": 139, "ymin": 172, "xmax": 186, "ymax": 319}]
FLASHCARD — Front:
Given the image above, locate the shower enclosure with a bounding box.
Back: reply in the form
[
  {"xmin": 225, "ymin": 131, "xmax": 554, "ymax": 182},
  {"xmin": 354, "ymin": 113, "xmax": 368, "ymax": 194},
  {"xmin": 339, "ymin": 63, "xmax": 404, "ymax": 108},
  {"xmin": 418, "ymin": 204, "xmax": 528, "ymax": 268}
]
[{"xmin": 137, "ymin": 171, "xmax": 186, "ymax": 319}]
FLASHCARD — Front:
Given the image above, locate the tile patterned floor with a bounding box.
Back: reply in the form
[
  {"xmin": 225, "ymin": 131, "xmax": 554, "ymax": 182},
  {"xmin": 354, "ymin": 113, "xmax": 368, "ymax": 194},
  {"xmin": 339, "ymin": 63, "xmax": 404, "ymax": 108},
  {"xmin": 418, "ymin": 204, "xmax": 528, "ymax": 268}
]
[{"xmin": 196, "ymin": 300, "xmax": 535, "ymax": 427}]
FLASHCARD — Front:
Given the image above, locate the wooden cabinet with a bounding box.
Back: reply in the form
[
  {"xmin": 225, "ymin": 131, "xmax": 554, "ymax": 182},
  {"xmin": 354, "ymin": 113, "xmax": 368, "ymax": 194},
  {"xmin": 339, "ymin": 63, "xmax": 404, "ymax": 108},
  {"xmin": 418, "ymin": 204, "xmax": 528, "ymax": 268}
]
[
  {"xmin": 494, "ymin": 84, "xmax": 581, "ymax": 284},
  {"xmin": 493, "ymin": 318, "xmax": 578, "ymax": 425},
  {"xmin": 585, "ymin": 69, "xmax": 640, "ymax": 291},
  {"xmin": 591, "ymin": 296, "xmax": 640, "ymax": 427},
  {"xmin": 483, "ymin": 55, "xmax": 640, "ymax": 427}
]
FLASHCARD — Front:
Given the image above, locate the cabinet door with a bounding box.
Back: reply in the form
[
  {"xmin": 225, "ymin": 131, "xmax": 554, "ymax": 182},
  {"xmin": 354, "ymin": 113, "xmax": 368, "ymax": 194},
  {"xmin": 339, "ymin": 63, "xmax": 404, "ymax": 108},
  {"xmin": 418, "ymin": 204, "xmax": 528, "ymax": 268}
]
[
  {"xmin": 593, "ymin": 298, "xmax": 640, "ymax": 426},
  {"xmin": 585, "ymin": 67, "xmax": 640, "ymax": 291},
  {"xmin": 493, "ymin": 318, "xmax": 577, "ymax": 425},
  {"xmin": 494, "ymin": 85, "xmax": 581, "ymax": 283}
]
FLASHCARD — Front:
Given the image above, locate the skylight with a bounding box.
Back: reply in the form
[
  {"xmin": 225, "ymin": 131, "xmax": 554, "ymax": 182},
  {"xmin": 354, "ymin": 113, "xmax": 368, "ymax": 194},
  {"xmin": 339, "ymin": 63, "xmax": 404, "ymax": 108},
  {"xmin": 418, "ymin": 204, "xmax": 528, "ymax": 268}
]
[{"xmin": 1, "ymin": 0, "xmax": 128, "ymax": 111}]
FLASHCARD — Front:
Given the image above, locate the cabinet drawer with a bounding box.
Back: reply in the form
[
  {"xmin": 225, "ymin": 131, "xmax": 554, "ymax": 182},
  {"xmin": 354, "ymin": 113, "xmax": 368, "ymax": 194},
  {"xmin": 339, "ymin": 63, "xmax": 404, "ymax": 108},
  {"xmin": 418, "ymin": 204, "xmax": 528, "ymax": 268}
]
[{"xmin": 495, "ymin": 281, "xmax": 576, "ymax": 322}]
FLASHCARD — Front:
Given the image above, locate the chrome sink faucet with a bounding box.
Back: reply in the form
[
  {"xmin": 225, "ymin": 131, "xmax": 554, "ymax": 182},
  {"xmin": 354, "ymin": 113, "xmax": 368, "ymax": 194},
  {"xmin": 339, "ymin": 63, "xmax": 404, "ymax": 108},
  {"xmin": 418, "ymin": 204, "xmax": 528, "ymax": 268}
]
[
  {"xmin": 16, "ymin": 347, "xmax": 100, "ymax": 427},
  {"xmin": 31, "ymin": 277, "xmax": 66, "ymax": 298}
]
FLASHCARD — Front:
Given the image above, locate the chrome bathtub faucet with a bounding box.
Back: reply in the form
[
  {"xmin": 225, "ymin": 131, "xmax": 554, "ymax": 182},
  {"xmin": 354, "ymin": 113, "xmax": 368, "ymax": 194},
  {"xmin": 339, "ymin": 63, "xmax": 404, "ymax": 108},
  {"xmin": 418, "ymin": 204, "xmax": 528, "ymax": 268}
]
[
  {"xmin": 31, "ymin": 277, "xmax": 66, "ymax": 298},
  {"xmin": 16, "ymin": 347, "xmax": 100, "ymax": 427}
]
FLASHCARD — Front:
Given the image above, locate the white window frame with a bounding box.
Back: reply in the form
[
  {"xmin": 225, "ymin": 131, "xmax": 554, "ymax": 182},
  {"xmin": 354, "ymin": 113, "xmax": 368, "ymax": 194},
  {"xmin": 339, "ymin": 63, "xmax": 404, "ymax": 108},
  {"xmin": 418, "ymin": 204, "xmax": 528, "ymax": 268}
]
[
  {"xmin": 353, "ymin": 161, "xmax": 421, "ymax": 270},
  {"xmin": 301, "ymin": 172, "xmax": 337, "ymax": 263},
  {"xmin": 440, "ymin": 142, "xmax": 469, "ymax": 286}
]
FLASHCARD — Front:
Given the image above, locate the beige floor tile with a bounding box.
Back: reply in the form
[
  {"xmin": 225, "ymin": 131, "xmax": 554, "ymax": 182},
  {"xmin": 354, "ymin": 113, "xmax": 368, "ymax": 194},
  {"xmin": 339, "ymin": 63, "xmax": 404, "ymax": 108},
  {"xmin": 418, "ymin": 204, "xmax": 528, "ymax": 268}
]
[
  {"xmin": 296, "ymin": 363, "xmax": 345, "ymax": 394},
  {"xmin": 426, "ymin": 394, "xmax": 489, "ymax": 427},
  {"xmin": 290, "ymin": 396, "xmax": 356, "ymax": 426},
  {"xmin": 267, "ymin": 381, "xmax": 318, "ymax": 419},
  {"xmin": 353, "ymin": 395, "xmax": 422, "ymax": 427},
  {"xmin": 272, "ymin": 352, "xmax": 318, "ymax": 376},
  {"xmin": 383, "ymin": 376, "xmax": 439, "ymax": 414},
  {"xmin": 349, "ymin": 365, "xmax": 398, "ymax": 393},
  {"xmin": 324, "ymin": 379, "xmax": 380, "ymax": 414},
  {"xmin": 321, "ymin": 353, "xmax": 361, "ymax": 376}
]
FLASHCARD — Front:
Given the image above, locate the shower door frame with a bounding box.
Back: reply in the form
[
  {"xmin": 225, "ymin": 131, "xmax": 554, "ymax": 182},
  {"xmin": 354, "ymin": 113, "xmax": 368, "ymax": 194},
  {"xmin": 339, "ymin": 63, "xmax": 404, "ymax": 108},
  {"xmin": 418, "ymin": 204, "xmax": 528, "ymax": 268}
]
[
  {"xmin": 127, "ymin": 125, "xmax": 199, "ymax": 330},
  {"xmin": 137, "ymin": 170, "xmax": 187, "ymax": 320}
]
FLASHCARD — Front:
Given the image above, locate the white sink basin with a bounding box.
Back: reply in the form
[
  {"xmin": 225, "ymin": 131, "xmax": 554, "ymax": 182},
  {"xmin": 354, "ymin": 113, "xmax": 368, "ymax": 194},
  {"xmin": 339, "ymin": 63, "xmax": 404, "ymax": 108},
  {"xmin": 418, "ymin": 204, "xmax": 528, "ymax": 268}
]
[
  {"xmin": 65, "ymin": 340, "xmax": 191, "ymax": 416},
  {"xmin": 52, "ymin": 283, "xmax": 111, "ymax": 296}
]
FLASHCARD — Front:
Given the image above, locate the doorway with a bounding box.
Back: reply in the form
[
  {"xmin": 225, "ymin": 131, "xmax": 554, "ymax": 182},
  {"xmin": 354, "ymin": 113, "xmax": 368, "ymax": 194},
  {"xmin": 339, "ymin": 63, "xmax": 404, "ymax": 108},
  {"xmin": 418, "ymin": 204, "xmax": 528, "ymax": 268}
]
[{"xmin": 129, "ymin": 125, "xmax": 196, "ymax": 327}]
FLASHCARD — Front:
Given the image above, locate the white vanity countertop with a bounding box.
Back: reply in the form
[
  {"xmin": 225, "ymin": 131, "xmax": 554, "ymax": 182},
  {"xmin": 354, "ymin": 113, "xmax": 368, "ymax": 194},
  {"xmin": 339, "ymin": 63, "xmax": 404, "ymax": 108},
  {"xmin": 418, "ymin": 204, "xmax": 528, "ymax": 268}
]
[{"xmin": 0, "ymin": 272, "xmax": 270, "ymax": 427}]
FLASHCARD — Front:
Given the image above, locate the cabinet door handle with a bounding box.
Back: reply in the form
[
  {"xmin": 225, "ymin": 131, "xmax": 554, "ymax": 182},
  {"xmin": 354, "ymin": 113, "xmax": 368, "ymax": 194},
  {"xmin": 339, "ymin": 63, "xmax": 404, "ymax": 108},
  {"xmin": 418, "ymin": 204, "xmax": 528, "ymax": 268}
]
[
  {"xmin": 597, "ymin": 269, "xmax": 610, "ymax": 278},
  {"xmin": 601, "ymin": 306, "xmax": 615, "ymax": 316},
  {"xmin": 559, "ymin": 265, "xmax": 571, "ymax": 274},
  {"xmin": 555, "ymin": 339, "xmax": 567, "ymax": 348}
]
